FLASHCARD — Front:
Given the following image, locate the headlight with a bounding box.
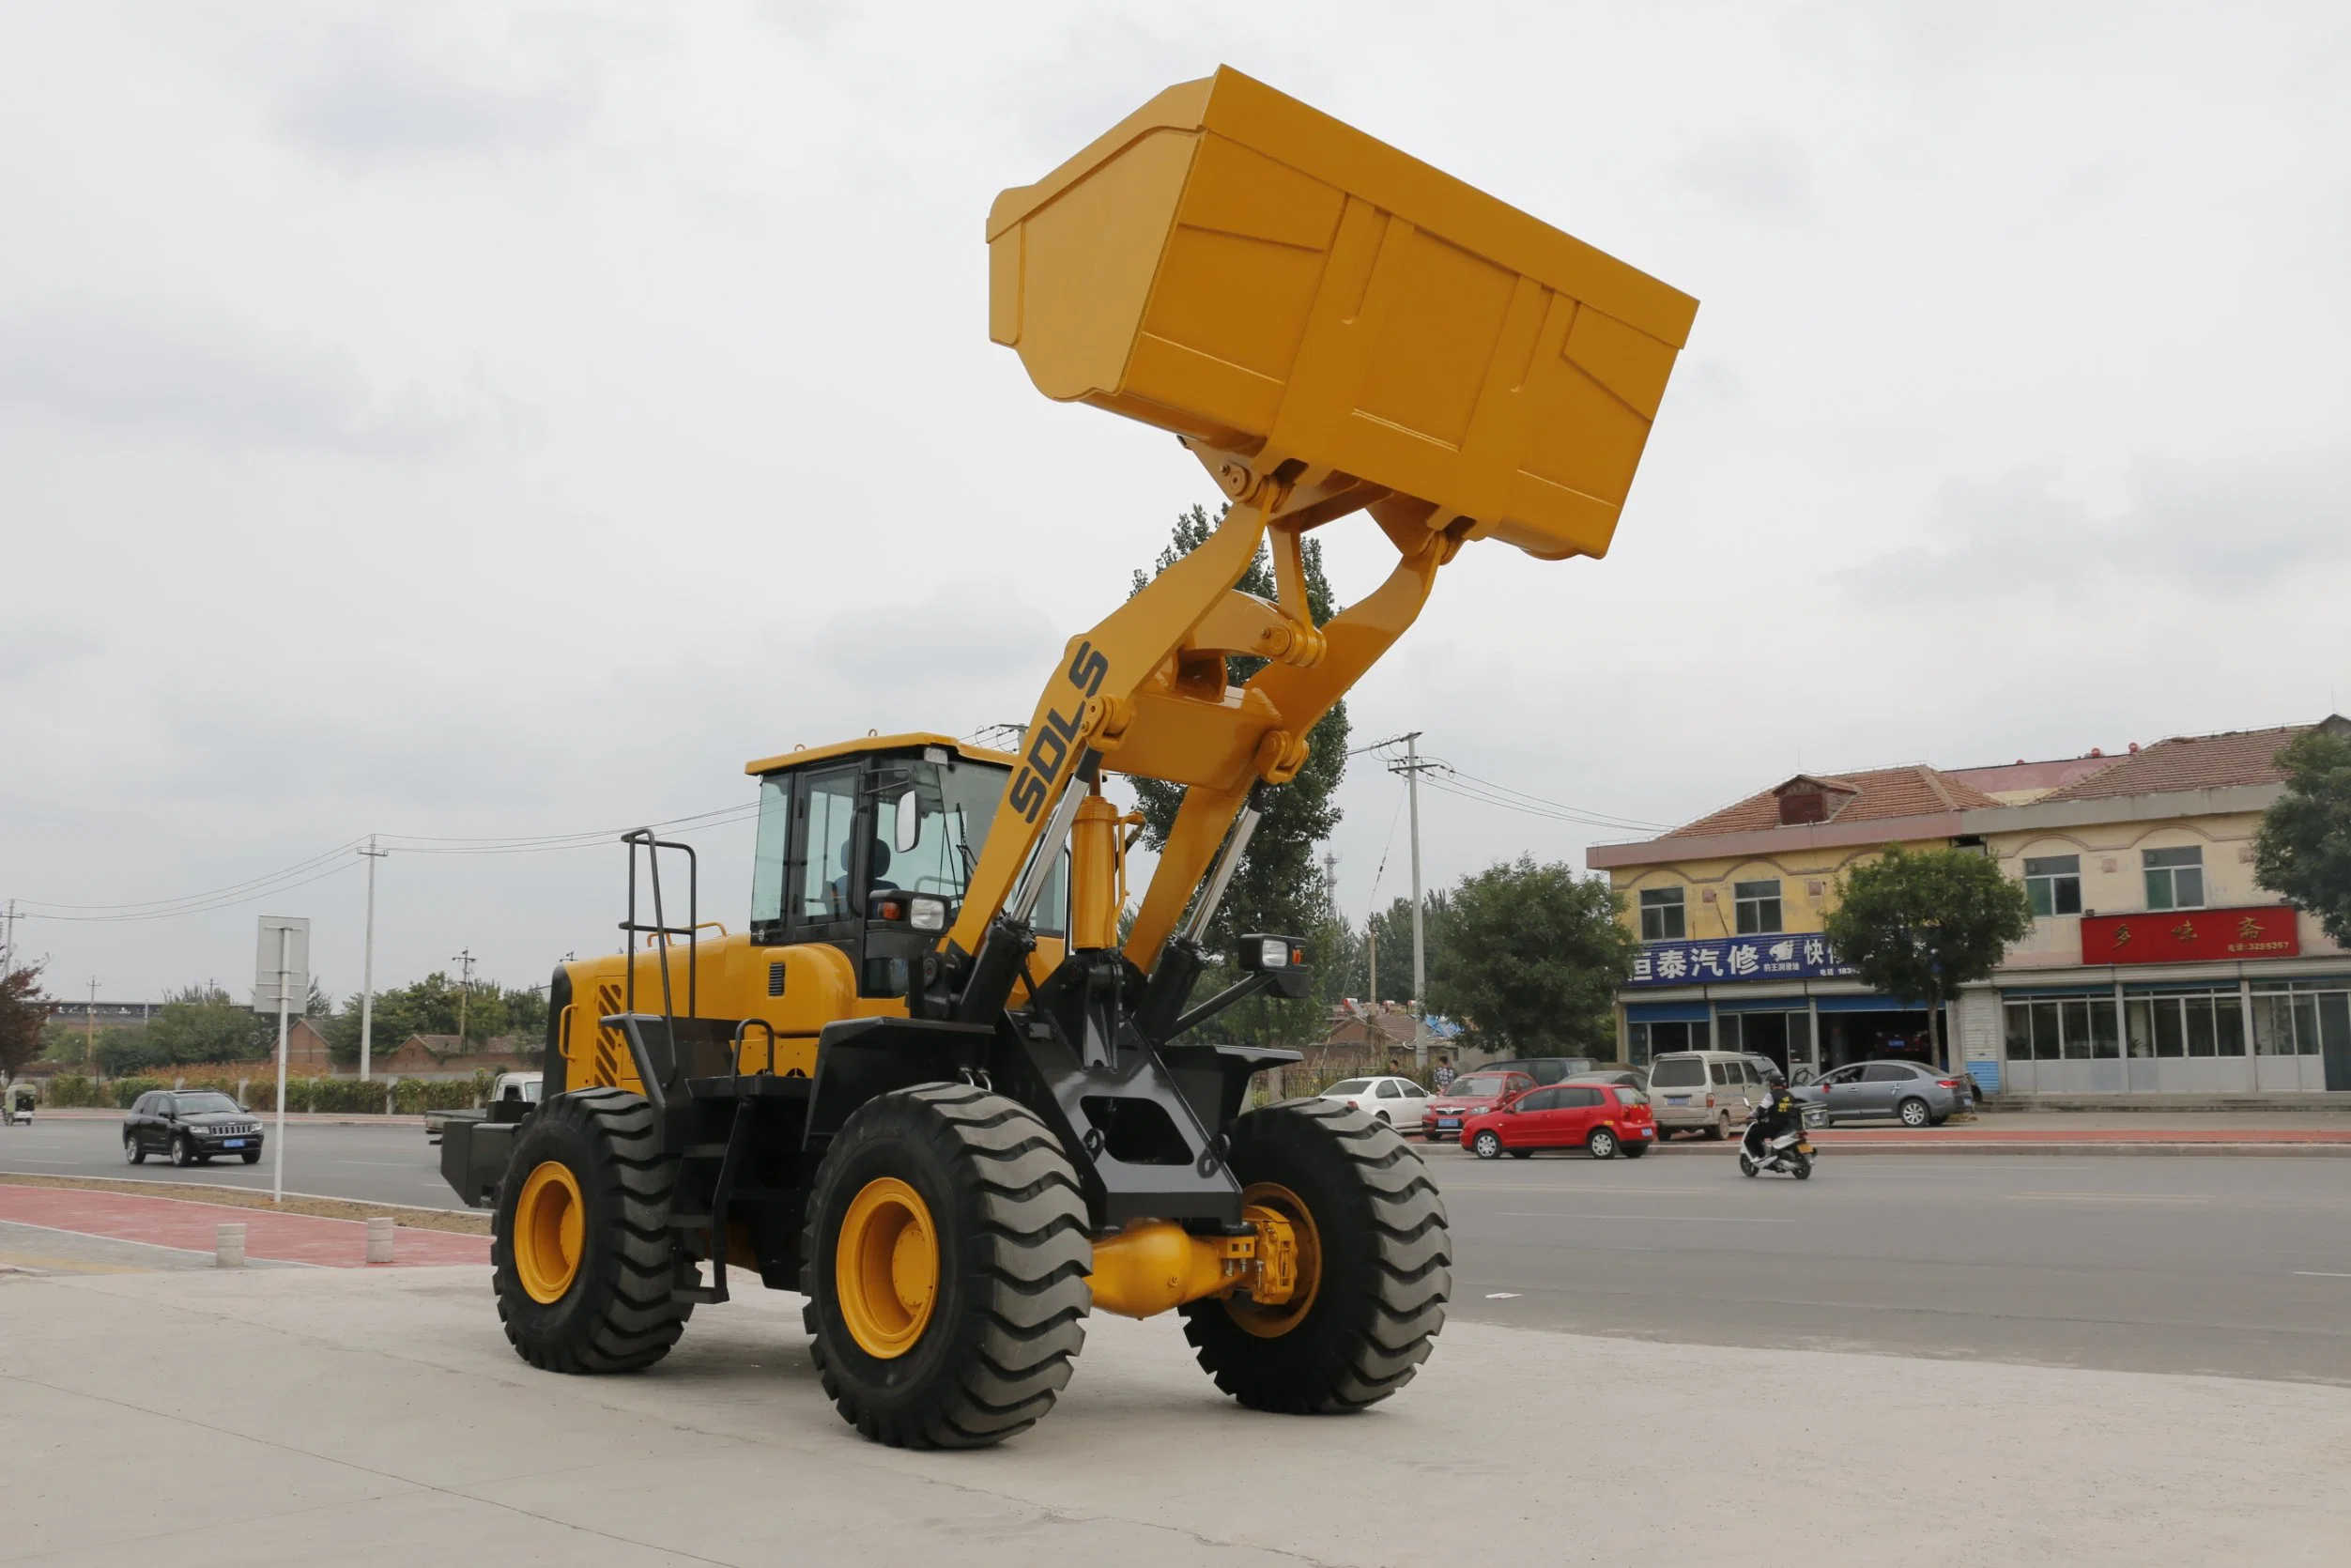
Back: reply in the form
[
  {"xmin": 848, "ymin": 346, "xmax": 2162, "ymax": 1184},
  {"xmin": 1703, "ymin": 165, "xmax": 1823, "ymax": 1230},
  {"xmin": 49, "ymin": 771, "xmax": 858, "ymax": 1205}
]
[
  {"xmin": 908, "ymin": 897, "xmax": 946, "ymax": 931},
  {"xmin": 1258, "ymin": 937, "xmax": 1287, "ymax": 968}
]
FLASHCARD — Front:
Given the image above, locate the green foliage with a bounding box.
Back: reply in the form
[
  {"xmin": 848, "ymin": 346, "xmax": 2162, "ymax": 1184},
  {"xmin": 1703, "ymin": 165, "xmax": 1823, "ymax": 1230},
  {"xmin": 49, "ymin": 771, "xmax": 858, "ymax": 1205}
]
[
  {"xmin": 323, "ymin": 973, "xmax": 546, "ymax": 1066},
  {"xmin": 1124, "ymin": 502, "xmax": 1351, "ymax": 1050},
  {"xmin": 1824, "ymin": 846, "xmax": 2034, "ymax": 1059},
  {"xmin": 104, "ymin": 1075, "xmax": 171, "ymax": 1107},
  {"xmin": 2254, "ymin": 727, "xmax": 2351, "ymax": 947},
  {"xmin": 1, "ymin": 962, "xmax": 55, "ymax": 1081},
  {"xmin": 1427, "ymin": 858, "xmax": 1635, "ymax": 1054},
  {"xmin": 47, "ymin": 1073, "xmax": 97, "ymax": 1107},
  {"xmin": 1365, "ymin": 891, "xmax": 1452, "ymax": 1008}
]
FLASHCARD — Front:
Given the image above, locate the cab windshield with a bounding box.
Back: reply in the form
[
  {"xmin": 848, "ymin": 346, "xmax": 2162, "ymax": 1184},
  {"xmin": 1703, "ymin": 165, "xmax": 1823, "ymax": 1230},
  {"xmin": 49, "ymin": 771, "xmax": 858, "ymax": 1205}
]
[{"xmin": 870, "ymin": 758, "xmax": 1003, "ymax": 901}]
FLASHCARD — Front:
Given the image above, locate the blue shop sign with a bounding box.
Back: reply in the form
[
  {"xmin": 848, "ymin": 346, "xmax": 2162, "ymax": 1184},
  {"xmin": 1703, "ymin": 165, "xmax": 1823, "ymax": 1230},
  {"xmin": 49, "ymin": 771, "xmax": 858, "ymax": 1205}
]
[{"xmin": 1630, "ymin": 934, "xmax": 1854, "ymax": 987}]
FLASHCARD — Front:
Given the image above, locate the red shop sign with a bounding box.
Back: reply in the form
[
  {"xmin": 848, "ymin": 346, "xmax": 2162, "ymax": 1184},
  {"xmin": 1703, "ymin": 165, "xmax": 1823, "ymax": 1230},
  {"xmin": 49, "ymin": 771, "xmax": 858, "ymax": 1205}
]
[{"xmin": 2080, "ymin": 904, "xmax": 2300, "ymax": 966}]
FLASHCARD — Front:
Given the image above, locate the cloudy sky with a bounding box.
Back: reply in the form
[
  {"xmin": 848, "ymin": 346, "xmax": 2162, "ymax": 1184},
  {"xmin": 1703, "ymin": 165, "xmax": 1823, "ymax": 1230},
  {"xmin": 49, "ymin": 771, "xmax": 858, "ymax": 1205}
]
[{"xmin": 4, "ymin": 1, "xmax": 2346, "ymax": 1005}]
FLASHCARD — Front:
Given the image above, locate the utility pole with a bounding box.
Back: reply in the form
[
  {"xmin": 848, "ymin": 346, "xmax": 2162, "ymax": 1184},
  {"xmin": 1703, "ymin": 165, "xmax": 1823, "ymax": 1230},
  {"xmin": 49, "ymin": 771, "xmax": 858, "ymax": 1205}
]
[
  {"xmin": 452, "ymin": 948, "xmax": 475, "ymax": 1048},
  {"xmin": 85, "ymin": 976, "xmax": 100, "ymax": 1073},
  {"xmin": 1, "ymin": 897, "xmax": 16, "ymax": 972},
  {"xmin": 1385, "ymin": 733, "xmax": 1437, "ymax": 1068},
  {"xmin": 358, "ymin": 837, "xmax": 388, "ymax": 1081}
]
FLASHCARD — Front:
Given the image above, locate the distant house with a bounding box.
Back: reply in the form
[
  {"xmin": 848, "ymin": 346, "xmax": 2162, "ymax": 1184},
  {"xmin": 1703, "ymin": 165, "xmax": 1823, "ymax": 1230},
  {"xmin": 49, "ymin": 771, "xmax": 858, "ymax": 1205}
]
[
  {"xmin": 1316, "ymin": 1001, "xmax": 1469, "ymax": 1068},
  {"xmin": 373, "ymin": 1034, "xmax": 536, "ymax": 1081}
]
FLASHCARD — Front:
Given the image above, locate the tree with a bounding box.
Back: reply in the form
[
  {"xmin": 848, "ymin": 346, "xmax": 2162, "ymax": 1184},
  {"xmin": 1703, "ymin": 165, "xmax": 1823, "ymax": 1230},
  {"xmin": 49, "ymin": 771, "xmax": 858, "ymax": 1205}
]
[
  {"xmin": 146, "ymin": 986, "xmax": 274, "ymax": 1064},
  {"xmin": 0, "ymin": 962, "xmax": 54, "ymax": 1083},
  {"xmin": 1365, "ymin": 890, "xmax": 1452, "ymax": 1010},
  {"xmin": 2254, "ymin": 726, "xmax": 2351, "ymax": 946},
  {"xmin": 322, "ymin": 972, "xmax": 547, "ymax": 1066},
  {"xmin": 1121, "ymin": 503, "xmax": 1351, "ymax": 1050},
  {"xmin": 1823, "ymin": 846, "xmax": 2034, "ymax": 1070},
  {"xmin": 1428, "ymin": 859, "xmax": 1634, "ymax": 1055}
]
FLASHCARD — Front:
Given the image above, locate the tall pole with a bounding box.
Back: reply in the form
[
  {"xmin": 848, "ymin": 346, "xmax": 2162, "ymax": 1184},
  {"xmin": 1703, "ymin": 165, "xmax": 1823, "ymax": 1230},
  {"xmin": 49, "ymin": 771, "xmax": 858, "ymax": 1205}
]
[
  {"xmin": 453, "ymin": 947, "xmax": 475, "ymax": 1049},
  {"xmin": 359, "ymin": 837, "xmax": 387, "ymax": 1082},
  {"xmin": 85, "ymin": 977, "xmax": 100, "ymax": 1073},
  {"xmin": 1405, "ymin": 732, "xmax": 1427, "ymax": 1068},
  {"xmin": 272, "ymin": 926, "xmax": 290, "ymax": 1205}
]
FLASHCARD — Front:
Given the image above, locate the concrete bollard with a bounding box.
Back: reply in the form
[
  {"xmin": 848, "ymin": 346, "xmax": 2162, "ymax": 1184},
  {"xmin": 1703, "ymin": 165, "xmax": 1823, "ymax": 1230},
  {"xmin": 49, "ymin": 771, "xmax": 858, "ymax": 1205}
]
[
  {"xmin": 364, "ymin": 1215, "xmax": 396, "ymax": 1265},
  {"xmin": 216, "ymin": 1222, "xmax": 247, "ymax": 1268}
]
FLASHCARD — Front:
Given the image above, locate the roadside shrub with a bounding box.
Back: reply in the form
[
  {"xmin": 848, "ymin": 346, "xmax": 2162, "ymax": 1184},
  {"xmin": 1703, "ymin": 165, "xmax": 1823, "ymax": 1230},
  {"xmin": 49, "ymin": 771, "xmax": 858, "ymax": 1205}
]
[
  {"xmin": 307, "ymin": 1078, "xmax": 392, "ymax": 1115},
  {"xmin": 47, "ymin": 1075, "xmax": 97, "ymax": 1108},
  {"xmin": 107, "ymin": 1075, "xmax": 170, "ymax": 1108}
]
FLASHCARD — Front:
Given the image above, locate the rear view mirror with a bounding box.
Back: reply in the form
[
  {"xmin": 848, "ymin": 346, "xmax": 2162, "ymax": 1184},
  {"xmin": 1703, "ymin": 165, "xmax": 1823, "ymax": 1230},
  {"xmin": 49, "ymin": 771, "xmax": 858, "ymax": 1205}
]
[{"xmin": 893, "ymin": 790, "xmax": 921, "ymax": 853}]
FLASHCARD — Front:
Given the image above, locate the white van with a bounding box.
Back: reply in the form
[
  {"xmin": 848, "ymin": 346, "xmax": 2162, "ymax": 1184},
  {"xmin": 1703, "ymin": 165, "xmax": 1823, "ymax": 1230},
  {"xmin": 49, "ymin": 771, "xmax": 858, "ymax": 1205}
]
[{"xmin": 1646, "ymin": 1051, "xmax": 1765, "ymax": 1140}]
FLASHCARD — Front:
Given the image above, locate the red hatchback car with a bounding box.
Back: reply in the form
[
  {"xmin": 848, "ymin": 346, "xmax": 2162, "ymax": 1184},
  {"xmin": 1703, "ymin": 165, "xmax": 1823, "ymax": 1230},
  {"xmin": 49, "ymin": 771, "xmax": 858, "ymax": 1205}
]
[
  {"xmin": 1461, "ymin": 1083, "xmax": 1656, "ymax": 1160},
  {"xmin": 1421, "ymin": 1070, "xmax": 1537, "ymax": 1143}
]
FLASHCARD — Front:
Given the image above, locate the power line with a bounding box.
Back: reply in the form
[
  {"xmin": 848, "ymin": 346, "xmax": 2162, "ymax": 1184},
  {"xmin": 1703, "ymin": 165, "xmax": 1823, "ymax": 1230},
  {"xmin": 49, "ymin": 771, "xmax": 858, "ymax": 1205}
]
[{"xmin": 11, "ymin": 797, "xmax": 762, "ymax": 925}]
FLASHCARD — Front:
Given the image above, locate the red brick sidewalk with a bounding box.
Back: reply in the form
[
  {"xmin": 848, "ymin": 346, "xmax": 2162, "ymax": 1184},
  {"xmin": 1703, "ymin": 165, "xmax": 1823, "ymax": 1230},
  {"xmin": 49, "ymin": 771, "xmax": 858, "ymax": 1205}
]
[
  {"xmin": 0, "ymin": 1185, "xmax": 489, "ymax": 1268},
  {"xmin": 1815, "ymin": 1125, "xmax": 2351, "ymax": 1145}
]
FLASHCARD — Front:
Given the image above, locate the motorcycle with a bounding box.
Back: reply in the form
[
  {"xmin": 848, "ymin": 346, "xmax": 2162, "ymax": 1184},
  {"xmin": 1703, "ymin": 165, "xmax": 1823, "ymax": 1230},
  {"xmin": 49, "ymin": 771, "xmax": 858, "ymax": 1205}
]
[{"xmin": 1739, "ymin": 1103, "xmax": 1814, "ymax": 1179}]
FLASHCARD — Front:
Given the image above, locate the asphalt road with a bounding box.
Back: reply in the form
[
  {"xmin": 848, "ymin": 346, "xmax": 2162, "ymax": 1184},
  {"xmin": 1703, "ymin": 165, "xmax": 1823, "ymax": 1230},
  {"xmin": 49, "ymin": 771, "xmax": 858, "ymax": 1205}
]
[
  {"xmin": 0, "ymin": 1115, "xmax": 471, "ymax": 1211},
  {"xmin": 10, "ymin": 1115, "xmax": 2351, "ymax": 1384}
]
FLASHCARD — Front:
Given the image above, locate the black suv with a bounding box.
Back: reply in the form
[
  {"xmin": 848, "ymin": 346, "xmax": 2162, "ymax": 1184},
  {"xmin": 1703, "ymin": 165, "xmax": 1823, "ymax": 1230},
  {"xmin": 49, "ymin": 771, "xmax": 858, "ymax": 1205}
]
[{"xmin": 123, "ymin": 1091, "xmax": 265, "ymax": 1167}]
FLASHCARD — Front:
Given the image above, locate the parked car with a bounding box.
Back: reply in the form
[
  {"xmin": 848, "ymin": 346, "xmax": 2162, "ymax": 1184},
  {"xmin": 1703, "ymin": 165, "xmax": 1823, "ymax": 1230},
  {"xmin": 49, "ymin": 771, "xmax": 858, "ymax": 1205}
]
[
  {"xmin": 123, "ymin": 1090, "xmax": 265, "ymax": 1167},
  {"xmin": 1462, "ymin": 1083, "xmax": 1657, "ymax": 1160},
  {"xmin": 1314, "ymin": 1074, "xmax": 1432, "ymax": 1133},
  {"xmin": 426, "ymin": 1070, "xmax": 543, "ymax": 1145},
  {"xmin": 1421, "ymin": 1069, "xmax": 1538, "ymax": 1143},
  {"xmin": 1568, "ymin": 1068, "xmax": 1649, "ymax": 1095},
  {"xmin": 1645, "ymin": 1051, "xmax": 1767, "ymax": 1141},
  {"xmin": 1477, "ymin": 1056, "xmax": 1597, "ymax": 1086},
  {"xmin": 1810, "ymin": 1060, "xmax": 1971, "ymax": 1127}
]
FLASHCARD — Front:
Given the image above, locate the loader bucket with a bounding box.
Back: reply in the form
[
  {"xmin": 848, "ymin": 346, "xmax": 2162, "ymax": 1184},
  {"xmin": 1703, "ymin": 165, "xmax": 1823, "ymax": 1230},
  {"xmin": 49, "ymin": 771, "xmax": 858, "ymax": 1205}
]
[{"xmin": 988, "ymin": 68, "xmax": 1698, "ymax": 561}]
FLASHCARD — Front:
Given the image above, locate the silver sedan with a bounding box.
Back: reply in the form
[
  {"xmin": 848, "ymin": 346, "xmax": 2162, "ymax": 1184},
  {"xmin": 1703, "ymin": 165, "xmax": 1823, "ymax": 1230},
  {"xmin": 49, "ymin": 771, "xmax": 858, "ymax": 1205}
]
[{"xmin": 1806, "ymin": 1060, "xmax": 1971, "ymax": 1127}]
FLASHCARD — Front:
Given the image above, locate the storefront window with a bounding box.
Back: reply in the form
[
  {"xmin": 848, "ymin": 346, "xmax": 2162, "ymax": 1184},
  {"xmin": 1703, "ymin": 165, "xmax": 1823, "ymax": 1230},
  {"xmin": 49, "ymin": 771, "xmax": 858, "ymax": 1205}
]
[
  {"xmin": 2131, "ymin": 990, "xmax": 2246, "ymax": 1057},
  {"xmin": 2008, "ymin": 997, "xmax": 2120, "ymax": 1060},
  {"xmin": 2023, "ymin": 854, "xmax": 2082, "ymax": 917}
]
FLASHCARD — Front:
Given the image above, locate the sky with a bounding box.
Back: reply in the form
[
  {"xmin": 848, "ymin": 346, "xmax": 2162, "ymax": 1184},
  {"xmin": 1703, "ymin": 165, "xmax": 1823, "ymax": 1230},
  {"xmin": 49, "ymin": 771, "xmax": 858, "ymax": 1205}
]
[{"xmin": 3, "ymin": 1, "xmax": 2347, "ymax": 1005}]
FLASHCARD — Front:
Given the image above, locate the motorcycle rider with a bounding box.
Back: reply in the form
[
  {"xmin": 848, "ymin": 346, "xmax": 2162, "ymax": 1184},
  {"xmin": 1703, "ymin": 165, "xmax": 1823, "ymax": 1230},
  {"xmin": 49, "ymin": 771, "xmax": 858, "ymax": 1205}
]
[{"xmin": 1747, "ymin": 1066, "xmax": 1803, "ymax": 1150}]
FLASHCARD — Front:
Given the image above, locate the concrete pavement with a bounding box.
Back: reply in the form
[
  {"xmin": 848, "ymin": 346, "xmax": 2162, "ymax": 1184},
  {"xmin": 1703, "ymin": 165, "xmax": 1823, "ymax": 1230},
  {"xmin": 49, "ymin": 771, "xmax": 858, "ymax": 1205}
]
[{"xmin": 7, "ymin": 1260, "xmax": 2349, "ymax": 1566}]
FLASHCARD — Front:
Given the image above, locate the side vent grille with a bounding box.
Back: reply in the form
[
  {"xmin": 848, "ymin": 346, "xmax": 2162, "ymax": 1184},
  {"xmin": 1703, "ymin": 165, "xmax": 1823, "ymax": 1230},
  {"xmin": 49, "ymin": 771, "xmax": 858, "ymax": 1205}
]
[
  {"xmin": 593, "ymin": 983, "xmax": 623, "ymax": 1087},
  {"xmin": 767, "ymin": 961, "xmax": 786, "ymax": 998}
]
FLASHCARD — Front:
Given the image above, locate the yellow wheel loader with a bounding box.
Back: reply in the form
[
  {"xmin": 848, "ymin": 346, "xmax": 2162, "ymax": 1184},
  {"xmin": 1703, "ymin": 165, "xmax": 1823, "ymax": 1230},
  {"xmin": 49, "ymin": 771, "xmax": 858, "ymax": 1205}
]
[{"xmin": 443, "ymin": 67, "xmax": 1695, "ymax": 1448}]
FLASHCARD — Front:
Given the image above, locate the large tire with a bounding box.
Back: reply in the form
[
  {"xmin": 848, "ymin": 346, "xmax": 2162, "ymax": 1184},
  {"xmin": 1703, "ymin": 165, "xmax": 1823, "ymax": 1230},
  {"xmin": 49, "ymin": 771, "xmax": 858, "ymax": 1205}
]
[
  {"xmin": 802, "ymin": 1083, "xmax": 1090, "ymax": 1450},
  {"xmin": 492, "ymin": 1088, "xmax": 692, "ymax": 1375},
  {"xmin": 1180, "ymin": 1099, "xmax": 1449, "ymax": 1415}
]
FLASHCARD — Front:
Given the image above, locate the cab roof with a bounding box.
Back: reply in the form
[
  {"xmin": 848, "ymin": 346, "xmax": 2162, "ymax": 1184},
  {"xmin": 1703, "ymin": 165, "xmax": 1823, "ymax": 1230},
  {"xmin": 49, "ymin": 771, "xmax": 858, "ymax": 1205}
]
[{"xmin": 744, "ymin": 731, "xmax": 1019, "ymax": 776}]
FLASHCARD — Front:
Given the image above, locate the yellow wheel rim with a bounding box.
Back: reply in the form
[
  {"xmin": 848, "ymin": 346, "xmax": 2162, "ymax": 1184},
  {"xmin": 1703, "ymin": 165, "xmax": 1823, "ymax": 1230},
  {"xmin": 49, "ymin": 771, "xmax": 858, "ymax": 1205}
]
[
  {"xmin": 515, "ymin": 1160, "xmax": 586, "ymax": 1304},
  {"xmin": 1227, "ymin": 1180, "xmax": 1323, "ymax": 1339},
  {"xmin": 836, "ymin": 1176, "xmax": 939, "ymax": 1359}
]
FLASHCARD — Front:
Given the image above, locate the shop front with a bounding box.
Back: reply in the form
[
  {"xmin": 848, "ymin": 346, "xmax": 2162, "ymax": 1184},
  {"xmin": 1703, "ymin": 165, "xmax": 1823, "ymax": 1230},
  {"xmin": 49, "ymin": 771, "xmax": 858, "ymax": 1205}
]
[
  {"xmin": 1625, "ymin": 986, "xmax": 1952, "ymax": 1078},
  {"xmin": 1999, "ymin": 975, "xmax": 2351, "ymax": 1094}
]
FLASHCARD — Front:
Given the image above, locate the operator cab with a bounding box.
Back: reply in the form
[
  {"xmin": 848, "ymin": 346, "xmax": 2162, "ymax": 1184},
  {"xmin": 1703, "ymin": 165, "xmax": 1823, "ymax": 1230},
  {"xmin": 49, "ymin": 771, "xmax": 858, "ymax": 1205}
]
[{"xmin": 746, "ymin": 733, "xmax": 1066, "ymax": 997}]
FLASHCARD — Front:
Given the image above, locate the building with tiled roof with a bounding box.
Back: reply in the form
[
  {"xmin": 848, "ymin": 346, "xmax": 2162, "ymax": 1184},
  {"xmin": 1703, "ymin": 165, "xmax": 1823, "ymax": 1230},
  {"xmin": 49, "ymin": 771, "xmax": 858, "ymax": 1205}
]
[{"xmin": 1586, "ymin": 717, "xmax": 2350, "ymax": 1104}]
